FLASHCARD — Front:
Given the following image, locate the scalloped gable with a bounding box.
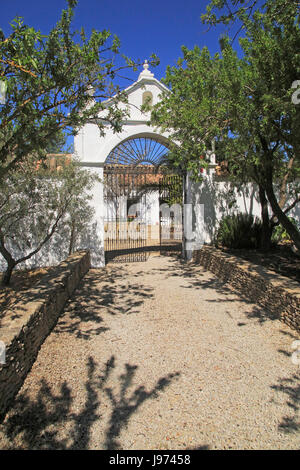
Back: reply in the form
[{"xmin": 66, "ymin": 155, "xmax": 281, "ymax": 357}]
[
  {"xmin": 74, "ymin": 62, "xmax": 174, "ymax": 164},
  {"xmin": 125, "ymin": 60, "xmax": 169, "ymax": 97},
  {"xmin": 102, "ymin": 61, "xmax": 169, "ymax": 117}
]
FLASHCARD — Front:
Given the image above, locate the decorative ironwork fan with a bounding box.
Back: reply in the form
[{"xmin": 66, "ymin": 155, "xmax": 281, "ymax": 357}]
[{"xmin": 105, "ymin": 137, "xmax": 169, "ymax": 167}]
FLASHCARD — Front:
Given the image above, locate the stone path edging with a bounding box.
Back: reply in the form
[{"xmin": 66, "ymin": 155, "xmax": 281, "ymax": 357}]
[
  {"xmin": 0, "ymin": 250, "xmax": 90, "ymax": 420},
  {"xmin": 193, "ymin": 246, "xmax": 300, "ymax": 332}
]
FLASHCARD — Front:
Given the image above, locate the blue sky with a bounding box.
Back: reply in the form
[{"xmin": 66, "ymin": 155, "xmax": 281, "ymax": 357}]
[
  {"xmin": 1, "ymin": 0, "xmax": 250, "ymax": 150},
  {"xmin": 1, "ymin": 0, "xmax": 240, "ymax": 84}
]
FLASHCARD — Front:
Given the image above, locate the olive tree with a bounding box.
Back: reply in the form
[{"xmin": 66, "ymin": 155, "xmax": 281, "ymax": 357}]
[{"xmin": 0, "ymin": 156, "xmax": 97, "ymax": 285}]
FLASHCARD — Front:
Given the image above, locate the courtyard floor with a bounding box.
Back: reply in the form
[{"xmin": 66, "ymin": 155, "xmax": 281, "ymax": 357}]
[{"xmin": 0, "ymin": 254, "xmax": 299, "ymax": 450}]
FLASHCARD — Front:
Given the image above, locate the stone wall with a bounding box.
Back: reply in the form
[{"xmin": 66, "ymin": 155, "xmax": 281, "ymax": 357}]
[
  {"xmin": 0, "ymin": 250, "xmax": 91, "ymax": 420},
  {"xmin": 193, "ymin": 246, "xmax": 300, "ymax": 332}
]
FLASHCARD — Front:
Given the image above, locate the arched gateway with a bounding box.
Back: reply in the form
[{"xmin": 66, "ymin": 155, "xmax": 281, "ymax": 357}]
[{"xmin": 74, "ymin": 61, "xmax": 216, "ymax": 266}]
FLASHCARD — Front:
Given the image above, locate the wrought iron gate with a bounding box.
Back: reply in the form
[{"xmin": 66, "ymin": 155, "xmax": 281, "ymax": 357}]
[
  {"xmin": 104, "ymin": 165, "xmax": 183, "ymax": 263},
  {"xmin": 104, "ymin": 164, "xmax": 148, "ymax": 263},
  {"xmin": 159, "ymin": 173, "xmax": 183, "ymax": 254}
]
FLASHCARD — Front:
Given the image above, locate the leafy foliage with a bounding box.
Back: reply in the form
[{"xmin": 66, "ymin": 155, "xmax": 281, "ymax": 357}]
[
  {"xmin": 45, "ymin": 130, "xmax": 73, "ymax": 154},
  {"xmin": 0, "ymin": 2, "xmax": 159, "ymax": 179},
  {"xmin": 272, "ymin": 217, "xmax": 299, "ymax": 244},
  {"xmin": 201, "ymin": 0, "xmax": 300, "ymax": 41},
  {"xmin": 152, "ymin": 1, "xmax": 300, "ymax": 249},
  {"xmin": 151, "ymin": 45, "xmax": 219, "ymax": 179},
  {"xmin": 0, "ymin": 156, "xmax": 97, "ymax": 285},
  {"xmin": 216, "ymin": 212, "xmax": 262, "ymax": 249}
]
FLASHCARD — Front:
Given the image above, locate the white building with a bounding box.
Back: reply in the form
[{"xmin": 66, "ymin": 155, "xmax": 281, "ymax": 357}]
[{"xmin": 1, "ymin": 62, "xmax": 299, "ymax": 271}]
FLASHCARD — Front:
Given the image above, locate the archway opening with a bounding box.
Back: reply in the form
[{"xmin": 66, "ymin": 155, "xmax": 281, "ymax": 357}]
[{"xmin": 103, "ymin": 136, "xmax": 182, "ymax": 263}]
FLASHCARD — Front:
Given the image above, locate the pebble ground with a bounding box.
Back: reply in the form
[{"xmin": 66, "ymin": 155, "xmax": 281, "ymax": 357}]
[{"xmin": 0, "ymin": 254, "xmax": 299, "ymax": 450}]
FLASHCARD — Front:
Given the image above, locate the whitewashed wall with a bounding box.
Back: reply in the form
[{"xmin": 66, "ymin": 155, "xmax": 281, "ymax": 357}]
[
  {"xmin": 191, "ymin": 177, "xmax": 300, "ymax": 249},
  {"xmin": 1, "ymin": 63, "xmax": 299, "ymax": 272},
  {"xmin": 1, "ymin": 176, "xmax": 299, "ymax": 272}
]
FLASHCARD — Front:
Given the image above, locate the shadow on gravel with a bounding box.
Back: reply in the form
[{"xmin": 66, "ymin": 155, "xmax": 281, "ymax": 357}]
[
  {"xmin": 0, "ymin": 356, "xmax": 180, "ymax": 450},
  {"xmin": 186, "ymin": 444, "xmax": 210, "ymax": 450},
  {"xmin": 55, "ymin": 266, "xmax": 154, "ymax": 340},
  {"xmin": 103, "ymin": 362, "xmax": 180, "ymax": 450},
  {"xmin": 270, "ymin": 372, "xmax": 300, "ymax": 435},
  {"xmin": 133, "ymin": 256, "xmax": 275, "ymax": 326}
]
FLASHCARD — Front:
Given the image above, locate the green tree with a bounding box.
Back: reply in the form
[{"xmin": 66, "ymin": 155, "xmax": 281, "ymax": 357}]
[
  {"xmin": 152, "ymin": 4, "xmax": 300, "ymax": 250},
  {"xmin": 0, "ymin": 1, "xmax": 158, "ymax": 180},
  {"xmin": 201, "ymin": 0, "xmax": 300, "ymax": 249},
  {"xmin": 65, "ymin": 186, "xmax": 95, "ymax": 256},
  {"xmin": 150, "ymin": 46, "xmax": 229, "ymax": 258},
  {"xmin": 45, "ymin": 129, "xmax": 73, "ymax": 154},
  {"xmin": 0, "ymin": 156, "xmax": 97, "ymax": 285},
  {"xmin": 151, "ymin": 46, "xmax": 218, "ymax": 179},
  {"xmin": 216, "ymin": 10, "xmax": 300, "ymax": 249},
  {"xmin": 201, "ymin": 0, "xmax": 300, "ymax": 39}
]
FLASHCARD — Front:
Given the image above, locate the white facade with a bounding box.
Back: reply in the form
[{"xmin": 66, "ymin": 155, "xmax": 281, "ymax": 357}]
[
  {"xmin": 1, "ymin": 62, "xmax": 299, "ymax": 272},
  {"xmin": 74, "ymin": 61, "xmax": 173, "ymax": 165},
  {"xmin": 73, "ymin": 61, "xmax": 180, "ymax": 266},
  {"xmin": 73, "ymin": 61, "xmax": 219, "ymax": 266}
]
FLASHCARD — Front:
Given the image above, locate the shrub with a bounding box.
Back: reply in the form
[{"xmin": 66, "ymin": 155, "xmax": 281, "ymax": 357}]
[
  {"xmin": 0, "ymin": 156, "xmax": 97, "ymax": 285},
  {"xmin": 271, "ymin": 217, "xmax": 299, "ymax": 244},
  {"xmin": 216, "ymin": 213, "xmax": 262, "ymax": 249}
]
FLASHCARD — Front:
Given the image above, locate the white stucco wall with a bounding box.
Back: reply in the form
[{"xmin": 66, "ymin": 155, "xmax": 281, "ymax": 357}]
[
  {"xmin": 191, "ymin": 177, "xmax": 262, "ymax": 246},
  {"xmin": 1, "ymin": 62, "xmax": 299, "ymax": 273},
  {"xmin": 1, "ymin": 174, "xmax": 299, "ymax": 272},
  {"xmin": 191, "ymin": 177, "xmax": 300, "ymax": 248},
  {"xmin": 74, "ymin": 63, "xmax": 172, "ymax": 165}
]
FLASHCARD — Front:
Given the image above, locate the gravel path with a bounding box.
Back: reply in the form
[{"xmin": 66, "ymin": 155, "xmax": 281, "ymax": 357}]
[{"xmin": 0, "ymin": 254, "xmax": 299, "ymax": 450}]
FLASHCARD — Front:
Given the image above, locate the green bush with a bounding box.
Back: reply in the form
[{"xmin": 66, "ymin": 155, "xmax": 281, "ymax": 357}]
[
  {"xmin": 216, "ymin": 213, "xmax": 262, "ymax": 249},
  {"xmin": 271, "ymin": 217, "xmax": 298, "ymax": 244}
]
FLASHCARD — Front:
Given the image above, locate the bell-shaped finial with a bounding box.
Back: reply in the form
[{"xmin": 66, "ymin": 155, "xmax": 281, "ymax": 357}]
[{"xmin": 138, "ymin": 59, "xmax": 154, "ymax": 80}]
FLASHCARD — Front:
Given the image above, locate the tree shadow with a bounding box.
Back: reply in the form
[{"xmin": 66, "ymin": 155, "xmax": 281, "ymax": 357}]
[
  {"xmin": 190, "ymin": 178, "xmax": 256, "ymax": 244},
  {"xmin": 270, "ymin": 372, "xmax": 300, "ymax": 435},
  {"xmin": 186, "ymin": 444, "xmax": 210, "ymax": 450},
  {"xmin": 0, "ymin": 356, "xmax": 179, "ymax": 450},
  {"xmin": 69, "ymin": 355, "xmax": 115, "ymax": 449},
  {"xmin": 2, "ymin": 378, "xmax": 73, "ymax": 449},
  {"xmin": 104, "ymin": 364, "xmax": 180, "ymax": 450},
  {"xmin": 55, "ymin": 266, "xmax": 154, "ymax": 339},
  {"xmin": 132, "ymin": 257, "xmax": 273, "ymax": 325},
  {"xmin": 279, "ymin": 329, "xmax": 300, "ymax": 341}
]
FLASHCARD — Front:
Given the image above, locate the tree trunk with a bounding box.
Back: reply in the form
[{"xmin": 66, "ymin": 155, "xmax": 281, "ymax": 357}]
[
  {"xmin": 68, "ymin": 220, "xmax": 76, "ymax": 256},
  {"xmin": 181, "ymin": 173, "xmax": 186, "ymax": 260},
  {"xmin": 258, "ymin": 141, "xmax": 300, "ymax": 251},
  {"xmin": 265, "ymin": 180, "xmax": 300, "ymax": 251},
  {"xmin": 0, "ymin": 234, "xmax": 17, "ymax": 286},
  {"xmin": 258, "ymin": 184, "xmax": 272, "ymax": 251},
  {"xmin": 2, "ymin": 261, "xmax": 16, "ymax": 286},
  {"xmin": 182, "ymin": 171, "xmax": 193, "ymax": 261},
  {"xmin": 181, "ymin": 172, "xmax": 186, "ymax": 259}
]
